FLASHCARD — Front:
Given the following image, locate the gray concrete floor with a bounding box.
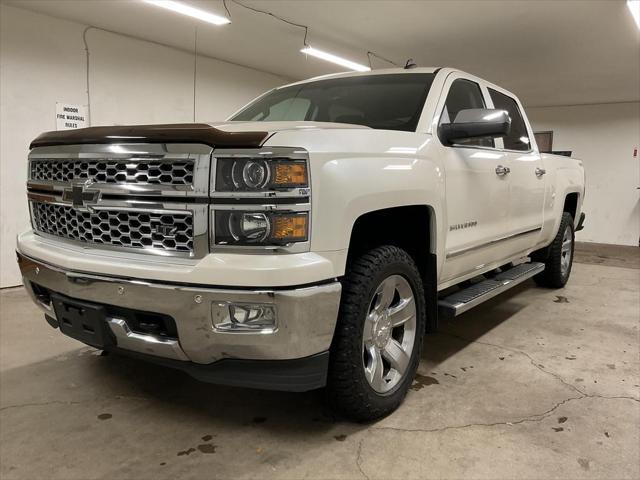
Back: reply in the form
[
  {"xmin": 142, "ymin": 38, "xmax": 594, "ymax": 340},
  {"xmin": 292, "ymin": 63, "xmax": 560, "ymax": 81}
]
[{"xmin": 1, "ymin": 246, "xmax": 639, "ymax": 480}]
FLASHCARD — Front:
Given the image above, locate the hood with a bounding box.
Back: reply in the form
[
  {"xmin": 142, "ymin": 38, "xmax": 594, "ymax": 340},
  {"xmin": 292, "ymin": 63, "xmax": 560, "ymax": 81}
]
[
  {"xmin": 210, "ymin": 121, "xmax": 371, "ymax": 134},
  {"xmin": 30, "ymin": 121, "xmax": 370, "ymax": 150}
]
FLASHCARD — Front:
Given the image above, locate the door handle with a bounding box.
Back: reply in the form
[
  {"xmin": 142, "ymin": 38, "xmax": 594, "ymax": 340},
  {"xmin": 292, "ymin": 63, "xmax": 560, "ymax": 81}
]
[
  {"xmin": 495, "ymin": 165, "xmax": 510, "ymax": 176},
  {"xmin": 535, "ymin": 167, "xmax": 546, "ymax": 177}
]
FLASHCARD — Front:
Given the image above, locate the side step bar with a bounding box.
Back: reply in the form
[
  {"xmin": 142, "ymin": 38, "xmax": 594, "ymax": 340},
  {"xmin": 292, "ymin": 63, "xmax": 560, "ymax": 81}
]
[{"xmin": 438, "ymin": 262, "xmax": 545, "ymax": 318}]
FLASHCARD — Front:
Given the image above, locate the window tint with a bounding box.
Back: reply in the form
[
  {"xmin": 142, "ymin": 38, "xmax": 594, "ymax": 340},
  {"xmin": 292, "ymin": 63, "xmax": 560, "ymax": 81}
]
[
  {"xmin": 439, "ymin": 79, "xmax": 493, "ymax": 148},
  {"xmin": 249, "ymin": 97, "xmax": 311, "ymax": 121},
  {"xmin": 231, "ymin": 74, "xmax": 435, "ymax": 132},
  {"xmin": 488, "ymin": 89, "xmax": 531, "ymax": 151}
]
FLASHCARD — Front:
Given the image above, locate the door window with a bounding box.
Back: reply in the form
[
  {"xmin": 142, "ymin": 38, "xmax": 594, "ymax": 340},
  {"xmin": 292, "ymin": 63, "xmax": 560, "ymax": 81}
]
[
  {"xmin": 488, "ymin": 89, "xmax": 531, "ymax": 151},
  {"xmin": 439, "ymin": 79, "xmax": 494, "ymax": 148},
  {"xmin": 534, "ymin": 131, "xmax": 553, "ymax": 153}
]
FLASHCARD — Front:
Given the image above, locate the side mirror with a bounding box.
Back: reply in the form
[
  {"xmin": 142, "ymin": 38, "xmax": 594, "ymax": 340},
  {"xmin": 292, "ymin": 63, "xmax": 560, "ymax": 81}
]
[{"xmin": 439, "ymin": 108, "xmax": 511, "ymax": 145}]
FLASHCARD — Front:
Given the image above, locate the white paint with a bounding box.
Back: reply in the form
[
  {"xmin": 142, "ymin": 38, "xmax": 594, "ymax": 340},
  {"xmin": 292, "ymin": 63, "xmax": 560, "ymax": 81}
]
[
  {"xmin": 55, "ymin": 103, "xmax": 88, "ymax": 130},
  {"xmin": 528, "ymin": 102, "xmax": 640, "ymax": 246},
  {"xmin": 0, "ymin": 4, "xmax": 288, "ymax": 287}
]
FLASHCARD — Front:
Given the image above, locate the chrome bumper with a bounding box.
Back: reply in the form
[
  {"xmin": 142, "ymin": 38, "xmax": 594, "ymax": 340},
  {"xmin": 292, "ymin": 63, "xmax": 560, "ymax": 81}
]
[{"xmin": 17, "ymin": 253, "xmax": 341, "ymax": 364}]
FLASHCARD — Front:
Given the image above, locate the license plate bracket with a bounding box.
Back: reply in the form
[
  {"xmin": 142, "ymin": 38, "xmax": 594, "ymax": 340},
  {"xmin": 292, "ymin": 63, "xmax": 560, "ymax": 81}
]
[{"xmin": 51, "ymin": 294, "xmax": 114, "ymax": 349}]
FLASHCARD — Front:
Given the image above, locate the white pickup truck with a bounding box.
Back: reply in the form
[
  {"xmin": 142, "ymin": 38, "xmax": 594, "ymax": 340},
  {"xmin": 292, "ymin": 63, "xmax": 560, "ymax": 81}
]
[{"xmin": 17, "ymin": 67, "xmax": 585, "ymax": 420}]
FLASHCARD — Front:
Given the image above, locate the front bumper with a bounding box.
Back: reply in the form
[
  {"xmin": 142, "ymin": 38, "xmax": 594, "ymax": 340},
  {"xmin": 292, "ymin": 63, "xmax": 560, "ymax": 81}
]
[{"xmin": 17, "ymin": 253, "xmax": 341, "ymax": 390}]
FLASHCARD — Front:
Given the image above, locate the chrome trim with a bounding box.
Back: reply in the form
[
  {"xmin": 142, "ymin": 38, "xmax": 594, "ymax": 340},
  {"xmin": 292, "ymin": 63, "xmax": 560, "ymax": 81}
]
[
  {"xmin": 28, "ymin": 143, "xmax": 212, "ymax": 198},
  {"xmin": 18, "ymin": 253, "xmax": 342, "ymax": 363},
  {"xmin": 106, "ymin": 318, "xmax": 189, "ymax": 361},
  {"xmin": 495, "ymin": 165, "xmax": 510, "ymax": 176},
  {"xmin": 446, "ymin": 226, "xmax": 542, "ymax": 259},
  {"xmin": 211, "ymin": 147, "xmax": 310, "ymax": 199},
  {"xmin": 28, "ymin": 192, "xmax": 208, "ymax": 259}
]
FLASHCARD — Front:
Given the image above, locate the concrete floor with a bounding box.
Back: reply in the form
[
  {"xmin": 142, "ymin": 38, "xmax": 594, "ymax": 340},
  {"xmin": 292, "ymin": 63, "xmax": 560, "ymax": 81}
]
[{"xmin": 1, "ymin": 244, "xmax": 638, "ymax": 480}]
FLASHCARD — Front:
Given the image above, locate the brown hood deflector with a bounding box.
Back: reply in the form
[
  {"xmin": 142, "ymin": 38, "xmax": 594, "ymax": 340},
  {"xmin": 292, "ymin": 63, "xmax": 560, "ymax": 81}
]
[{"xmin": 30, "ymin": 123, "xmax": 270, "ymax": 149}]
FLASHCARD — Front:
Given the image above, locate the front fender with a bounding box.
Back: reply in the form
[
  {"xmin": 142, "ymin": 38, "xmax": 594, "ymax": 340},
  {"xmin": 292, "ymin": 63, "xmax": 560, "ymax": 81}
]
[
  {"xmin": 265, "ymin": 129, "xmax": 445, "ymax": 278},
  {"xmin": 310, "ymin": 153, "xmax": 443, "ymax": 254}
]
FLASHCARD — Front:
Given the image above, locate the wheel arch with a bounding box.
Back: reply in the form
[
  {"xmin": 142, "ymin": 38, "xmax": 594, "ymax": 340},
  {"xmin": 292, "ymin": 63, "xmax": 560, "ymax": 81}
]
[
  {"xmin": 346, "ymin": 204, "xmax": 439, "ymax": 332},
  {"xmin": 563, "ymin": 192, "xmax": 579, "ymax": 221}
]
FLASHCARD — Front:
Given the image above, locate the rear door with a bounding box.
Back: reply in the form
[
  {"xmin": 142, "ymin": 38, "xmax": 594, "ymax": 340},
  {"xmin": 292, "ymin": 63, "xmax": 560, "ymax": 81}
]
[
  {"xmin": 487, "ymin": 88, "xmax": 545, "ymax": 255},
  {"xmin": 436, "ymin": 74, "xmax": 511, "ymax": 284}
]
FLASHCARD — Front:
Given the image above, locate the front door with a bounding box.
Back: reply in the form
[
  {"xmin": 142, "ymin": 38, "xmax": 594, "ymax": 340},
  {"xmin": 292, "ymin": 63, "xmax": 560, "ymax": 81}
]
[{"xmin": 436, "ymin": 75, "xmax": 511, "ymax": 284}]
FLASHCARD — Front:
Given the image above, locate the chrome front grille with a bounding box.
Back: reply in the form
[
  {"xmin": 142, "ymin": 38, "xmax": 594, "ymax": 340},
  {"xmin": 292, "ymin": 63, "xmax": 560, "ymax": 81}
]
[
  {"xmin": 27, "ymin": 143, "xmax": 212, "ymax": 258},
  {"xmin": 30, "ymin": 158, "xmax": 194, "ymax": 185},
  {"xmin": 31, "ymin": 201, "xmax": 194, "ymax": 253}
]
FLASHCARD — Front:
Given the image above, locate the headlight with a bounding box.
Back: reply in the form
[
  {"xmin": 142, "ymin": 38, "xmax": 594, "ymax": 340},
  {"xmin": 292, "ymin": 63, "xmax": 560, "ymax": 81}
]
[
  {"xmin": 215, "ymin": 157, "xmax": 308, "ymax": 192},
  {"xmin": 214, "ymin": 211, "xmax": 308, "ymax": 246}
]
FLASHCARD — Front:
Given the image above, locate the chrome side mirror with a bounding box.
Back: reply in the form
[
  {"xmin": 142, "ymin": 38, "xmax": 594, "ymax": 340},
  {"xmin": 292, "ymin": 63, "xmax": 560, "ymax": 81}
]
[{"xmin": 439, "ymin": 108, "xmax": 511, "ymax": 145}]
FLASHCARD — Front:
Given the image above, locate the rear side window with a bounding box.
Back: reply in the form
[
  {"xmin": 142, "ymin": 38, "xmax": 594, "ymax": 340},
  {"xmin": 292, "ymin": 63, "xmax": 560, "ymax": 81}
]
[
  {"xmin": 488, "ymin": 89, "xmax": 531, "ymax": 151},
  {"xmin": 439, "ymin": 79, "xmax": 493, "ymax": 148}
]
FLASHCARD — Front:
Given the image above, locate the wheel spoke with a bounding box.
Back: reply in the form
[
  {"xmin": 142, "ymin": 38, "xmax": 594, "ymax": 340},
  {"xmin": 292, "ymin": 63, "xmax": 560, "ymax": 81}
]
[
  {"xmin": 363, "ymin": 311, "xmax": 376, "ymax": 346},
  {"xmin": 388, "ymin": 297, "xmax": 415, "ymax": 327},
  {"xmin": 562, "ymin": 239, "xmax": 572, "ymax": 253},
  {"xmin": 382, "ymin": 339, "xmax": 410, "ymax": 376},
  {"xmin": 366, "ymin": 348, "xmax": 385, "ymax": 391},
  {"xmin": 375, "ymin": 277, "xmax": 396, "ymax": 312}
]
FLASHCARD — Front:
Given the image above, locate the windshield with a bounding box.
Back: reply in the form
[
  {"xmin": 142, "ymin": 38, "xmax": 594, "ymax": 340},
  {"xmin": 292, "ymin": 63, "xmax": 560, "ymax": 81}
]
[{"xmin": 230, "ymin": 73, "xmax": 436, "ymax": 132}]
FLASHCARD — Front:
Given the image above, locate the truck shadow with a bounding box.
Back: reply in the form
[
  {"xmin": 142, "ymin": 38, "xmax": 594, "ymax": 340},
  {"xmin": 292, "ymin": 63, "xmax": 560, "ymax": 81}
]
[
  {"xmin": 1, "ymin": 281, "xmax": 534, "ymax": 438},
  {"xmin": 422, "ymin": 280, "xmax": 531, "ymax": 366}
]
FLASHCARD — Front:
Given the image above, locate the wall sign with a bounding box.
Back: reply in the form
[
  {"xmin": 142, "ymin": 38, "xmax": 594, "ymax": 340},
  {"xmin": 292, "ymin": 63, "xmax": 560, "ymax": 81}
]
[{"xmin": 55, "ymin": 103, "xmax": 88, "ymax": 130}]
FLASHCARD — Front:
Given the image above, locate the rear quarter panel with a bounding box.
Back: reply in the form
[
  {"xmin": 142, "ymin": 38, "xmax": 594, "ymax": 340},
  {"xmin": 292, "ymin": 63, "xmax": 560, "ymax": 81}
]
[{"xmin": 539, "ymin": 153, "xmax": 585, "ymax": 247}]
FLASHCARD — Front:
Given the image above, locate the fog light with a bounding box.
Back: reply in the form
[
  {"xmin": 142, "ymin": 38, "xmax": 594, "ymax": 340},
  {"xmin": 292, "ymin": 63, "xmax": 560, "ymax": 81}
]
[{"xmin": 212, "ymin": 302, "xmax": 277, "ymax": 333}]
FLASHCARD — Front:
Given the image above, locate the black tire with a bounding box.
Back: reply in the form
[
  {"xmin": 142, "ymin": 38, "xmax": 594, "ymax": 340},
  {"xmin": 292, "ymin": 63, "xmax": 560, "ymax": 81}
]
[
  {"xmin": 326, "ymin": 245, "xmax": 426, "ymax": 422},
  {"xmin": 533, "ymin": 212, "xmax": 575, "ymax": 288}
]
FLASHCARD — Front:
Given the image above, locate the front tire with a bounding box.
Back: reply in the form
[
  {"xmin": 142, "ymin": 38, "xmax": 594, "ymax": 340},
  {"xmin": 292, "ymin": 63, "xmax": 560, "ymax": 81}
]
[
  {"xmin": 534, "ymin": 212, "xmax": 575, "ymax": 288},
  {"xmin": 326, "ymin": 245, "xmax": 426, "ymax": 422}
]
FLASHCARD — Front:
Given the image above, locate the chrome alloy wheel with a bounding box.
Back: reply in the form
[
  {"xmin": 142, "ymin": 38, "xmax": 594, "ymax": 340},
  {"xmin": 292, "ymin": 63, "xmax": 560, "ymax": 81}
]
[
  {"xmin": 362, "ymin": 274, "xmax": 417, "ymax": 394},
  {"xmin": 560, "ymin": 224, "xmax": 573, "ymax": 277}
]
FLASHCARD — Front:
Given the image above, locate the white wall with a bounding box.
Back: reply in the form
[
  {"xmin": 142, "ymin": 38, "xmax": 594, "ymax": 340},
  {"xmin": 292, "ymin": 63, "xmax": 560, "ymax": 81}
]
[
  {"xmin": 527, "ymin": 102, "xmax": 640, "ymax": 246},
  {"xmin": 0, "ymin": 5, "xmax": 288, "ymax": 287}
]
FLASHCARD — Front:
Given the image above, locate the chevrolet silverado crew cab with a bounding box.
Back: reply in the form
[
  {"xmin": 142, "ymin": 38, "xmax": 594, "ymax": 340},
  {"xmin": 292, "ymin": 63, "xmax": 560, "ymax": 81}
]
[{"xmin": 17, "ymin": 68, "xmax": 585, "ymax": 421}]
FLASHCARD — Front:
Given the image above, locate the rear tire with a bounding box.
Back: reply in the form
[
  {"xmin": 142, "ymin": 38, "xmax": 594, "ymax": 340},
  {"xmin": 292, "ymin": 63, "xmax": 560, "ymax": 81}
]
[
  {"xmin": 534, "ymin": 212, "xmax": 575, "ymax": 288},
  {"xmin": 326, "ymin": 245, "xmax": 426, "ymax": 422}
]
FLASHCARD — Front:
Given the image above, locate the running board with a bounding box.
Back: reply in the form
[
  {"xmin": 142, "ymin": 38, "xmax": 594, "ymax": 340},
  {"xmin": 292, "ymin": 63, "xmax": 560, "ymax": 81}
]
[{"xmin": 438, "ymin": 262, "xmax": 545, "ymax": 318}]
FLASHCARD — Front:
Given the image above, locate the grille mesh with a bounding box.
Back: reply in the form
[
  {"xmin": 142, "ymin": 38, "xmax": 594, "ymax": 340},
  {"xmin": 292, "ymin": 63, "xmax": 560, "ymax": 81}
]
[
  {"xmin": 30, "ymin": 159, "xmax": 194, "ymax": 185},
  {"xmin": 31, "ymin": 202, "xmax": 193, "ymax": 253}
]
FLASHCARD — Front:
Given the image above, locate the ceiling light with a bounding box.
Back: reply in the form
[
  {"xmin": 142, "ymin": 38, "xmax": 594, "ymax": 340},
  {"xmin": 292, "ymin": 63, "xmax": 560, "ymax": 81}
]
[
  {"xmin": 143, "ymin": 0, "xmax": 231, "ymax": 25},
  {"xmin": 628, "ymin": 0, "xmax": 640, "ymax": 29},
  {"xmin": 300, "ymin": 46, "xmax": 371, "ymax": 72}
]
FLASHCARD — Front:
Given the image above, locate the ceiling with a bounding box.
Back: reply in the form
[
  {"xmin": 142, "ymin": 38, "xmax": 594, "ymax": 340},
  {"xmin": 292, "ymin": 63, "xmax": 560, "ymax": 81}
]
[{"xmin": 5, "ymin": 0, "xmax": 640, "ymax": 107}]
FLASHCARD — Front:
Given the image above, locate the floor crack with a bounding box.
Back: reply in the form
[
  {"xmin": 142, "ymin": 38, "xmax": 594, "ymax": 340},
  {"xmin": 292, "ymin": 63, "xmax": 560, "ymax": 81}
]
[
  {"xmin": 355, "ymin": 437, "xmax": 370, "ymax": 480},
  {"xmin": 0, "ymin": 394, "xmax": 148, "ymax": 413},
  {"xmin": 372, "ymin": 394, "xmax": 639, "ymax": 435},
  {"xmin": 440, "ymin": 331, "xmax": 587, "ymax": 396},
  {"xmin": 0, "ymin": 400, "xmax": 83, "ymax": 412}
]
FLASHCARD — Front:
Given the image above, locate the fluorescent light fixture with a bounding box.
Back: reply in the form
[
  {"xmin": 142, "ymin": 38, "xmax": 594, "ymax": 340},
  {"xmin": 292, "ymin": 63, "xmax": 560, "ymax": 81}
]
[
  {"xmin": 300, "ymin": 46, "xmax": 371, "ymax": 72},
  {"xmin": 628, "ymin": 0, "xmax": 640, "ymax": 29},
  {"xmin": 143, "ymin": 0, "xmax": 231, "ymax": 25}
]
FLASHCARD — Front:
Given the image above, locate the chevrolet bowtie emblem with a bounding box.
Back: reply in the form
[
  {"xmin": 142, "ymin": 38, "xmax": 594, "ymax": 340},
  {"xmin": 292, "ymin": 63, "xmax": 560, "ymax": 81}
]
[{"xmin": 62, "ymin": 182, "xmax": 100, "ymax": 209}]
